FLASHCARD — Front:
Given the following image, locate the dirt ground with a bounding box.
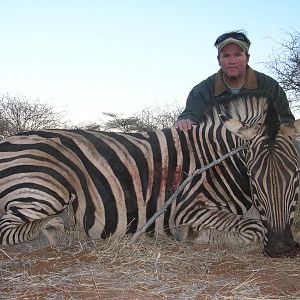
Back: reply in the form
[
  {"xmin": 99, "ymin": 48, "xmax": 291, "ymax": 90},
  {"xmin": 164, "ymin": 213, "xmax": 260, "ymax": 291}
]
[
  {"xmin": 1, "ymin": 223, "xmax": 300, "ymax": 300},
  {"xmin": 1, "ymin": 203, "xmax": 300, "ymax": 300}
]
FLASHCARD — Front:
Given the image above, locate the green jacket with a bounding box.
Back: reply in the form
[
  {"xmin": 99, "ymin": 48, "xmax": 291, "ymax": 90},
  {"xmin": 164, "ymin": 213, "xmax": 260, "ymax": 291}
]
[{"xmin": 177, "ymin": 66, "xmax": 295, "ymax": 123}]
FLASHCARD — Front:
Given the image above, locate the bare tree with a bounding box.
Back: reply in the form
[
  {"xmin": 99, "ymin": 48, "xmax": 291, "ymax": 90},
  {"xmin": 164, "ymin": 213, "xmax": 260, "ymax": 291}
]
[
  {"xmin": 264, "ymin": 29, "xmax": 300, "ymax": 110},
  {"xmin": 0, "ymin": 94, "xmax": 65, "ymax": 138},
  {"xmin": 134, "ymin": 102, "xmax": 184, "ymax": 131},
  {"xmin": 102, "ymin": 112, "xmax": 144, "ymax": 132},
  {"xmin": 70, "ymin": 121, "xmax": 105, "ymax": 131},
  {"xmin": 99, "ymin": 102, "xmax": 184, "ymax": 133}
]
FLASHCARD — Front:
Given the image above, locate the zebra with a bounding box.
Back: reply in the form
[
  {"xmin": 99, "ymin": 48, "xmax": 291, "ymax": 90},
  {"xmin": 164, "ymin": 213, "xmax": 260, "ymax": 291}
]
[{"xmin": 0, "ymin": 92, "xmax": 299, "ymax": 257}]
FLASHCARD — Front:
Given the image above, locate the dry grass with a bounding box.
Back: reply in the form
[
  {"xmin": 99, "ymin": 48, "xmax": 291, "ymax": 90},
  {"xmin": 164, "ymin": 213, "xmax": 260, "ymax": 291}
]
[
  {"xmin": 1, "ymin": 201, "xmax": 300, "ymax": 299},
  {"xmin": 1, "ymin": 227, "xmax": 300, "ymax": 300}
]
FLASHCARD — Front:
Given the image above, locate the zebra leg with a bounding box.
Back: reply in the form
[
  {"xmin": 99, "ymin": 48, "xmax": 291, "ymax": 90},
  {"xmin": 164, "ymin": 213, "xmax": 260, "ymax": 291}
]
[
  {"xmin": 0, "ymin": 213, "xmax": 65, "ymax": 245},
  {"xmin": 175, "ymin": 207, "xmax": 264, "ymax": 246},
  {"xmin": 0, "ymin": 193, "xmax": 76, "ymax": 246}
]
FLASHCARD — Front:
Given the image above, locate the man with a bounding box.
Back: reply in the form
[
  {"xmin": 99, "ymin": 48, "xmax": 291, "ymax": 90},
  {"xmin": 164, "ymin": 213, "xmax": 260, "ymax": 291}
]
[{"xmin": 175, "ymin": 31, "xmax": 295, "ymax": 131}]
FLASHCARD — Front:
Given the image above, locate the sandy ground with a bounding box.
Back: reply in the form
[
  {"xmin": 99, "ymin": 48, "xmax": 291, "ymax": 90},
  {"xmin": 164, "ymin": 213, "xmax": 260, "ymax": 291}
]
[{"xmin": 1, "ymin": 225, "xmax": 300, "ymax": 300}]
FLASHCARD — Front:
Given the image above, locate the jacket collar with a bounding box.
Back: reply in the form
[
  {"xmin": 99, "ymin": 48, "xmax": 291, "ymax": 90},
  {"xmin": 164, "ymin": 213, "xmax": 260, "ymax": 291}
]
[{"xmin": 214, "ymin": 66, "xmax": 257, "ymax": 96}]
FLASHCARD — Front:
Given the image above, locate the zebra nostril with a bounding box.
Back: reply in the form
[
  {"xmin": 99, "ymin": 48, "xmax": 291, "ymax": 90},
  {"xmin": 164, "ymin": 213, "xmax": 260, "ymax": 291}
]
[{"xmin": 264, "ymin": 238, "xmax": 299, "ymax": 258}]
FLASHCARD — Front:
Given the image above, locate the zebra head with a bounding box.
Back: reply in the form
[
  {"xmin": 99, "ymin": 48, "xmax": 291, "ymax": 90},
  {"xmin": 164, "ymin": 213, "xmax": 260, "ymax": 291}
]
[{"xmin": 222, "ymin": 113, "xmax": 300, "ymax": 257}]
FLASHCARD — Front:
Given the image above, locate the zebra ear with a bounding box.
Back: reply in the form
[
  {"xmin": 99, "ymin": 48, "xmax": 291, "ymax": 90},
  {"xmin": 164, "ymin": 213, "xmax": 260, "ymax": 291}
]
[
  {"xmin": 219, "ymin": 114, "xmax": 260, "ymax": 140},
  {"xmin": 280, "ymin": 119, "xmax": 300, "ymax": 137}
]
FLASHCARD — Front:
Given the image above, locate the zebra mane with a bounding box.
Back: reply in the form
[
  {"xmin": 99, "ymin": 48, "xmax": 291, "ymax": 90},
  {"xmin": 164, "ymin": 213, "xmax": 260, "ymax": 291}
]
[{"xmin": 203, "ymin": 92, "xmax": 280, "ymax": 140}]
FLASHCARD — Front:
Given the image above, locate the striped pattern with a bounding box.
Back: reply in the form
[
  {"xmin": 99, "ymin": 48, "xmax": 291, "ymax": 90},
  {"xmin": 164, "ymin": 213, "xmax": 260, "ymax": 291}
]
[
  {"xmin": 0, "ymin": 93, "xmax": 298, "ymax": 256},
  {"xmin": 246, "ymin": 128, "xmax": 299, "ymax": 243}
]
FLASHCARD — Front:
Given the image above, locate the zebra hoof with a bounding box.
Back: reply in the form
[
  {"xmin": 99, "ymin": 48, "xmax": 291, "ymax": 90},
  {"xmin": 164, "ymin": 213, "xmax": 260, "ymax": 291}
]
[{"xmin": 38, "ymin": 217, "xmax": 66, "ymax": 247}]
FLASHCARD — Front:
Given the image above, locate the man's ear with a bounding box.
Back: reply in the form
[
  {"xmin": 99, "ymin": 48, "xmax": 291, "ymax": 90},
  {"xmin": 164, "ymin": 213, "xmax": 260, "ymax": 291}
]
[
  {"xmin": 246, "ymin": 53, "xmax": 250, "ymax": 64},
  {"xmin": 217, "ymin": 55, "xmax": 221, "ymax": 66}
]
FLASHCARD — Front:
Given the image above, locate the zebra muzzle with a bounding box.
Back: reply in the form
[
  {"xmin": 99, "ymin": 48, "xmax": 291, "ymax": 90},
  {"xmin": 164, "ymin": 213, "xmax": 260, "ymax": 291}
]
[{"xmin": 264, "ymin": 240, "xmax": 300, "ymax": 258}]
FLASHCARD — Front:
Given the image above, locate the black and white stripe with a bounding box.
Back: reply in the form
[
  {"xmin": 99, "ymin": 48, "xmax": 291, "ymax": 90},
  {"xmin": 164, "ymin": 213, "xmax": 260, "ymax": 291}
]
[{"xmin": 0, "ymin": 92, "xmax": 299, "ymax": 257}]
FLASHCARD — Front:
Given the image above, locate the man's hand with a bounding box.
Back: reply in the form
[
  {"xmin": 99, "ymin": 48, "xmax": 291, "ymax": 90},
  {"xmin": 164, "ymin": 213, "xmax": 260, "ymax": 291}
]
[{"xmin": 174, "ymin": 119, "xmax": 195, "ymax": 131}]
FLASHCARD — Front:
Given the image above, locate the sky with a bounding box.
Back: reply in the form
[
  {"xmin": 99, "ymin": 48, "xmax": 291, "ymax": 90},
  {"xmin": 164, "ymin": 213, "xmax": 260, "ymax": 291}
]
[{"xmin": 0, "ymin": 1, "xmax": 299, "ymax": 124}]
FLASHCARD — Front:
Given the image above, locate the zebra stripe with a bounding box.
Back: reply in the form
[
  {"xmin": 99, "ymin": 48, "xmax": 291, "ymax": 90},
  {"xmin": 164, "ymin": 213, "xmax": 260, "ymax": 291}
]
[{"xmin": 0, "ymin": 92, "xmax": 299, "ymax": 257}]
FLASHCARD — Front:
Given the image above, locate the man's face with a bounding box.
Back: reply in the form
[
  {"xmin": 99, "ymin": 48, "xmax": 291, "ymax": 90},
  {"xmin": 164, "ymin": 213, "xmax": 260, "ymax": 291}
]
[{"xmin": 218, "ymin": 43, "xmax": 249, "ymax": 80}]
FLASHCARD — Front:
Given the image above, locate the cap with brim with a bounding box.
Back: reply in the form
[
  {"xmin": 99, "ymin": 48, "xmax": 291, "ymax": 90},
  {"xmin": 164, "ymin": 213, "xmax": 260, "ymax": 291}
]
[{"xmin": 217, "ymin": 37, "xmax": 250, "ymax": 52}]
